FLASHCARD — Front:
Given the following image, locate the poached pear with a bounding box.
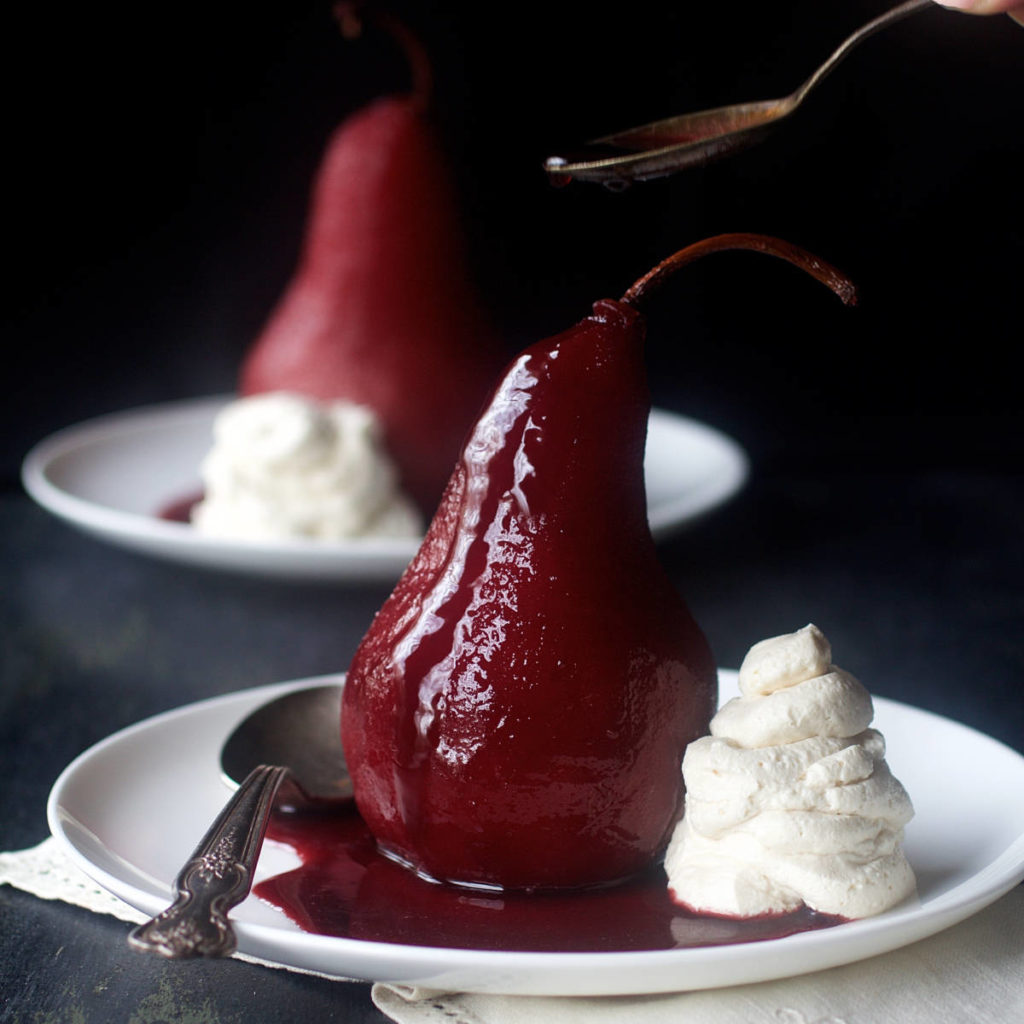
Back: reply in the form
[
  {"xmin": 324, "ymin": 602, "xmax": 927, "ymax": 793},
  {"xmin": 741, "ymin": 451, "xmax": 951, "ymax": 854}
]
[
  {"xmin": 240, "ymin": 9, "xmax": 501, "ymax": 514},
  {"xmin": 341, "ymin": 234, "xmax": 856, "ymax": 891}
]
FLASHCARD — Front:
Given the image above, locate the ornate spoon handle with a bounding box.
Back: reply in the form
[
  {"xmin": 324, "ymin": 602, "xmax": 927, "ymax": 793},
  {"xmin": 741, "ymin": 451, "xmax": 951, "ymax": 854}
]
[{"xmin": 128, "ymin": 764, "xmax": 287, "ymax": 958}]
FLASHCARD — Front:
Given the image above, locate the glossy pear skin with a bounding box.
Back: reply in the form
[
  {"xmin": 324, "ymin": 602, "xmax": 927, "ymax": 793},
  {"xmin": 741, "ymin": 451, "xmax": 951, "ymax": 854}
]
[
  {"xmin": 240, "ymin": 95, "xmax": 500, "ymax": 513},
  {"xmin": 341, "ymin": 299, "xmax": 717, "ymax": 891}
]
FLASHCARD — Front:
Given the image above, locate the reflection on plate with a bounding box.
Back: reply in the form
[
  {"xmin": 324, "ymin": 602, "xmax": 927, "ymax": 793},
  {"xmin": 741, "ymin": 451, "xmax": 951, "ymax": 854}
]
[
  {"xmin": 21, "ymin": 396, "xmax": 748, "ymax": 583},
  {"xmin": 47, "ymin": 671, "xmax": 1024, "ymax": 996}
]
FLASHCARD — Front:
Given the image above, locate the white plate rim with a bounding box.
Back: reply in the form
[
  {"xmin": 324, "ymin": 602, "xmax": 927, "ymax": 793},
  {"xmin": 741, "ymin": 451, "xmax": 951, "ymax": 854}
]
[
  {"xmin": 21, "ymin": 395, "xmax": 749, "ymax": 582},
  {"xmin": 46, "ymin": 670, "xmax": 1024, "ymax": 996}
]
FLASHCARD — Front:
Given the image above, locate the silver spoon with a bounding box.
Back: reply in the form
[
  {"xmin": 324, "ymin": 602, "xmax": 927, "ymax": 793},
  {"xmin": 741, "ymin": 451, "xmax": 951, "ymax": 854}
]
[
  {"xmin": 127, "ymin": 683, "xmax": 348, "ymax": 959},
  {"xmin": 544, "ymin": 0, "xmax": 934, "ymax": 188}
]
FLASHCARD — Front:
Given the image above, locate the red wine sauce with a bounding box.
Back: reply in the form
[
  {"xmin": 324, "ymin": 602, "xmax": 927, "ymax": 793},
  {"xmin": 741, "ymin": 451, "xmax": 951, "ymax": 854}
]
[
  {"xmin": 157, "ymin": 490, "xmax": 203, "ymax": 523},
  {"xmin": 254, "ymin": 806, "xmax": 845, "ymax": 953}
]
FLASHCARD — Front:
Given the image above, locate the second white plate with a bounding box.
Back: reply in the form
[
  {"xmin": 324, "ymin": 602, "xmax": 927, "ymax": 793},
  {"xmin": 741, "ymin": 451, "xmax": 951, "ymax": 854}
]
[{"xmin": 22, "ymin": 396, "xmax": 748, "ymax": 582}]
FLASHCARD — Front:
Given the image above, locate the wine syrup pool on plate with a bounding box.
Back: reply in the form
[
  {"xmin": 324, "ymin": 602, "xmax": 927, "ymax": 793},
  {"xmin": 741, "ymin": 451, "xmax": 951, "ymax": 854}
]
[{"xmin": 254, "ymin": 805, "xmax": 844, "ymax": 952}]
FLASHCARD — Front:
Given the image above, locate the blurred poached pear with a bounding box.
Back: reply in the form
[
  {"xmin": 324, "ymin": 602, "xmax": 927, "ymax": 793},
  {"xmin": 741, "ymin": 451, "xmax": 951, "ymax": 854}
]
[{"xmin": 240, "ymin": 8, "xmax": 502, "ymax": 514}]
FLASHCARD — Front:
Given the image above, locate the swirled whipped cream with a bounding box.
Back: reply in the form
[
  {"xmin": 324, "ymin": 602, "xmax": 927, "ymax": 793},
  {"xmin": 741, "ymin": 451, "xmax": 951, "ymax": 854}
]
[
  {"xmin": 191, "ymin": 392, "xmax": 422, "ymax": 541},
  {"xmin": 665, "ymin": 624, "xmax": 915, "ymax": 919}
]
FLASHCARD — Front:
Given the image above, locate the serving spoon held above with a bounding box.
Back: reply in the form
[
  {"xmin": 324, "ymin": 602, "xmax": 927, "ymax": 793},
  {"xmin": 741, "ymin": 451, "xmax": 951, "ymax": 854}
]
[
  {"xmin": 128, "ymin": 683, "xmax": 348, "ymax": 959},
  {"xmin": 544, "ymin": 0, "xmax": 934, "ymax": 188}
]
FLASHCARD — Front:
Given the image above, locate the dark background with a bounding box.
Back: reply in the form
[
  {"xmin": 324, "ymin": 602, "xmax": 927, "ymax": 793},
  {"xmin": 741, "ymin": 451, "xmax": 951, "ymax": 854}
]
[
  {"xmin": 4, "ymin": 0, "xmax": 1022, "ymax": 482},
  {"xmin": 2, "ymin": 5, "xmax": 1022, "ymax": 1020}
]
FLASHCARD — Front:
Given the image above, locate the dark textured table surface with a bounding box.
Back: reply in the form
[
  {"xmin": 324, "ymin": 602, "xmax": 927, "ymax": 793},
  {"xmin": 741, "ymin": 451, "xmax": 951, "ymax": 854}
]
[
  {"xmin": 4, "ymin": 465, "xmax": 1022, "ymax": 1022},
  {"xmin": 2, "ymin": 2, "xmax": 1021, "ymax": 1020}
]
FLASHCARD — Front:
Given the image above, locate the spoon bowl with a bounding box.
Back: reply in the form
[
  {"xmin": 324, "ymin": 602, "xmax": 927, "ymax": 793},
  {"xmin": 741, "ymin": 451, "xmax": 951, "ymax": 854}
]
[
  {"xmin": 128, "ymin": 682, "xmax": 349, "ymax": 959},
  {"xmin": 545, "ymin": 0, "xmax": 933, "ymax": 188},
  {"xmin": 220, "ymin": 683, "xmax": 349, "ymax": 802}
]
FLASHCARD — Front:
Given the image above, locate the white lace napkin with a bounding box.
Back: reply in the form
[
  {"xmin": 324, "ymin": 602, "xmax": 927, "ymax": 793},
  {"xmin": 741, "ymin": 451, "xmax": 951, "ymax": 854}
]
[
  {"xmin": 0, "ymin": 837, "xmax": 149, "ymax": 923},
  {"xmin": 4, "ymin": 838, "xmax": 1022, "ymax": 1024}
]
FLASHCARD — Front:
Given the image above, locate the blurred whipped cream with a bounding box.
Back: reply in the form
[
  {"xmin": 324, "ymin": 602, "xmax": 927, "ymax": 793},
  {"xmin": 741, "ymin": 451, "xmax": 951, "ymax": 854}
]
[
  {"xmin": 665, "ymin": 624, "xmax": 915, "ymax": 919},
  {"xmin": 191, "ymin": 393, "xmax": 422, "ymax": 541}
]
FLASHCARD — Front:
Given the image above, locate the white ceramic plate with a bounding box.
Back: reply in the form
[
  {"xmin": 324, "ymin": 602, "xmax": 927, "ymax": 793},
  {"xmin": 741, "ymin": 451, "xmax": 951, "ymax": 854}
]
[
  {"xmin": 22, "ymin": 396, "xmax": 748, "ymax": 582},
  {"xmin": 47, "ymin": 671, "xmax": 1024, "ymax": 996}
]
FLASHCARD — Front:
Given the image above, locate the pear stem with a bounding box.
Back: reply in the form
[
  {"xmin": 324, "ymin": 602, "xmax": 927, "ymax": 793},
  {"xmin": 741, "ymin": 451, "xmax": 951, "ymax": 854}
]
[
  {"xmin": 621, "ymin": 233, "xmax": 858, "ymax": 309},
  {"xmin": 333, "ymin": 2, "xmax": 434, "ymax": 112}
]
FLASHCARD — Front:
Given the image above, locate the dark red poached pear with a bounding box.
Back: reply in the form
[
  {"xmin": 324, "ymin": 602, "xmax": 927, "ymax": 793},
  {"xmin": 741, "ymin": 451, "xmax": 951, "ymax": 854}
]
[
  {"xmin": 342, "ymin": 298, "xmax": 715, "ymax": 890},
  {"xmin": 341, "ymin": 234, "xmax": 856, "ymax": 892}
]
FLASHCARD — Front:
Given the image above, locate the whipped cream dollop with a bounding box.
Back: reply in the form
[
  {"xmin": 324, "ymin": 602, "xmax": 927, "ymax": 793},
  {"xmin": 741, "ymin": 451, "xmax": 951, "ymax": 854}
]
[
  {"xmin": 665, "ymin": 624, "xmax": 915, "ymax": 919},
  {"xmin": 191, "ymin": 393, "xmax": 422, "ymax": 541}
]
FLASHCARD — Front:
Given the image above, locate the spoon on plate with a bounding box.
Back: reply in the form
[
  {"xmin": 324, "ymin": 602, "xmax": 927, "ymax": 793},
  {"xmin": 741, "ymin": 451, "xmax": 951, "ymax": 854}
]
[
  {"xmin": 127, "ymin": 683, "xmax": 348, "ymax": 959},
  {"xmin": 544, "ymin": 0, "xmax": 933, "ymax": 188}
]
